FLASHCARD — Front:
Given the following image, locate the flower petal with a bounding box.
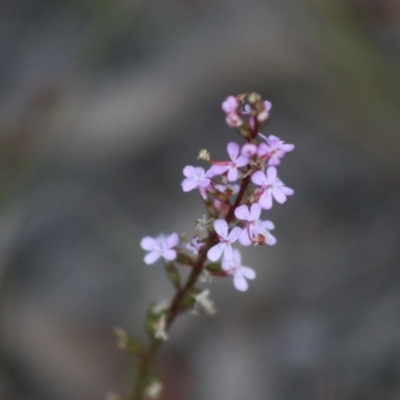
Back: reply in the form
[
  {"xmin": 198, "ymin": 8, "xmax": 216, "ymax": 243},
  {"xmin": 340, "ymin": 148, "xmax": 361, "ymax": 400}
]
[
  {"xmin": 144, "ymin": 251, "xmax": 160, "ymax": 265},
  {"xmin": 249, "ymin": 203, "xmax": 262, "ymax": 220},
  {"xmin": 261, "ymin": 220, "xmax": 274, "ymax": 230},
  {"xmin": 207, "ymin": 164, "xmax": 229, "ymax": 177},
  {"xmin": 239, "ymin": 266, "xmax": 256, "ymax": 280},
  {"xmin": 165, "ymin": 233, "xmax": 179, "ymax": 248},
  {"xmin": 227, "ymin": 167, "xmax": 238, "ymax": 182},
  {"xmin": 235, "ymin": 155, "xmax": 249, "ymax": 168},
  {"xmin": 181, "ymin": 178, "xmax": 198, "ymax": 192},
  {"xmin": 266, "ymin": 166, "xmax": 277, "ymax": 182},
  {"xmin": 162, "ymin": 249, "xmax": 177, "ymax": 261},
  {"xmin": 183, "ymin": 165, "xmax": 195, "ymax": 178},
  {"xmin": 233, "ymin": 273, "xmax": 248, "ymax": 291},
  {"xmin": 222, "ymin": 244, "xmax": 233, "ymax": 260},
  {"xmin": 251, "ymin": 170, "xmax": 267, "ymax": 186},
  {"xmin": 265, "ymin": 233, "xmax": 277, "ymax": 246},
  {"xmin": 207, "ymin": 243, "xmax": 224, "ymax": 261},
  {"xmin": 141, "ymin": 237, "xmax": 157, "ymax": 251},
  {"xmin": 281, "ymin": 186, "xmax": 294, "ymax": 196},
  {"xmin": 227, "ymin": 142, "xmax": 240, "ymax": 161},
  {"xmin": 272, "ymin": 187, "xmax": 287, "ymax": 204},
  {"xmin": 259, "ymin": 191, "xmax": 273, "ymax": 209},
  {"xmin": 235, "ymin": 205, "xmax": 250, "ymax": 221},
  {"xmin": 281, "ymin": 143, "xmax": 294, "ymax": 152},
  {"xmin": 214, "ymin": 219, "xmax": 228, "ymax": 239},
  {"xmin": 239, "ymin": 229, "xmax": 252, "ymax": 246},
  {"xmin": 228, "ymin": 226, "xmax": 242, "ymax": 242}
]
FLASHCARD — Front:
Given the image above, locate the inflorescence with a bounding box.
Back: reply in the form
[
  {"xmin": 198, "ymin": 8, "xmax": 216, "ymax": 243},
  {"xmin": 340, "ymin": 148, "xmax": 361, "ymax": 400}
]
[{"xmin": 140, "ymin": 92, "xmax": 294, "ymax": 295}]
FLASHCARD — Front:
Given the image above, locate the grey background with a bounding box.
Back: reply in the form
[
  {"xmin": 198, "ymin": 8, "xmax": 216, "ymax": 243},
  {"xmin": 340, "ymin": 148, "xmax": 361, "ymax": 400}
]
[{"xmin": 0, "ymin": 1, "xmax": 400, "ymax": 399}]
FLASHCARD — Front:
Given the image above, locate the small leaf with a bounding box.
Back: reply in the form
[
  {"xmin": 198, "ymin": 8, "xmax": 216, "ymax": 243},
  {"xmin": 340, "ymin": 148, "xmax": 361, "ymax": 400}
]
[
  {"xmin": 165, "ymin": 263, "xmax": 181, "ymax": 288},
  {"xmin": 206, "ymin": 262, "xmax": 222, "ymax": 272}
]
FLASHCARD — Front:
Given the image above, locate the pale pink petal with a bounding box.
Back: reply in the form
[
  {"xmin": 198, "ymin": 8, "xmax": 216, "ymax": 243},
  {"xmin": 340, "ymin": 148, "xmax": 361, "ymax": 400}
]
[
  {"xmin": 182, "ymin": 178, "xmax": 198, "ymax": 192},
  {"xmin": 228, "ymin": 226, "xmax": 242, "ymax": 242},
  {"xmin": 239, "ymin": 229, "xmax": 252, "ymax": 246},
  {"xmin": 141, "ymin": 237, "xmax": 157, "ymax": 251},
  {"xmin": 272, "ymin": 188, "xmax": 287, "ymax": 204},
  {"xmin": 281, "ymin": 186, "xmax": 294, "ymax": 196},
  {"xmin": 281, "ymin": 143, "xmax": 295, "ymax": 152},
  {"xmin": 239, "ymin": 266, "xmax": 256, "ymax": 280},
  {"xmin": 257, "ymin": 143, "xmax": 270, "ymax": 158},
  {"xmin": 207, "ymin": 243, "xmax": 224, "ymax": 261},
  {"xmin": 222, "ymin": 244, "xmax": 233, "ymax": 260},
  {"xmin": 207, "ymin": 164, "xmax": 230, "ymax": 177},
  {"xmin": 267, "ymin": 157, "xmax": 281, "ymax": 167},
  {"xmin": 165, "ymin": 233, "xmax": 179, "ymax": 248},
  {"xmin": 199, "ymin": 178, "xmax": 211, "ymax": 188},
  {"xmin": 251, "ymin": 170, "xmax": 267, "ymax": 186},
  {"xmin": 259, "ymin": 191, "xmax": 273, "ymax": 209},
  {"xmin": 264, "ymin": 100, "xmax": 272, "ymax": 111},
  {"xmin": 227, "ymin": 142, "xmax": 240, "ymax": 160},
  {"xmin": 144, "ymin": 251, "xmax": 160, "ymax": 265},
  {"xmin": 234, "ymin": 205, "xmax": 250, "ymax": 221},
  {"xmin": 267, "ymin": 135, "xmax": 280, "ymax": 144},
  {"xmin": 266, "ymin": 166, "xmax": 277, "ymax": 182},
  {"xmin": 214, "ymin": 219, "xmax": 228, "ymax": 239},
  {"xmin": 249, "ymin": 203, "xmax": 262, "ymax": 220},
  {"xmin": 233, "ymin": 274, "xmax": 248, "ymax": 291},
  {"xmin": 227, "ymin": 167, "xmax": 238, "ymax": 182},
  {"xmin": 183, "ymin": 165, "xmax": 195, "ymax": 177},
  {"xmin": 235, "ymin": 155, "xmax": 249, "ymax": 168},
  {"xmin": 232, "ymin": 249, "xmax": 242, "ymax": 264},
  {"xmin": 265, "ymin": 233, "xmax": 277, "ymax": 246},
  {"xmin": 261, "ymin": 220, "xmax": 274, "ymax": 230},
  {"xmin": 163, "ymin": 249, "xmax": 177, "ymax": 261}
]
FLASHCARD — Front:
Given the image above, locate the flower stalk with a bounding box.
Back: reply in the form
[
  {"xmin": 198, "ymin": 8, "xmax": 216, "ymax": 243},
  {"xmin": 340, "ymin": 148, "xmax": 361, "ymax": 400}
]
[{"xmin": 123, "ymin": 93, "xmax": 295, "ymax": 400}]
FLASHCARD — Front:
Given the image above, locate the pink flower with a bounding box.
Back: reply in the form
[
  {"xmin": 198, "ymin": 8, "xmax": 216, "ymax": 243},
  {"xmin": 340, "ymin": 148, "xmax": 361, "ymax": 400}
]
[
  {"xmin": 251, "ymin": 167, "xmax": 294, "ymax": 209},
  {"xmin": 221, "ymin": 249, "xmax": 256, "ymax": 291},
  {"xmin": 141, "ymin": 233, "xmax": 179, "ymax": 264},
  {"xmin": 241, "ymin": 143, "xmax": 258, "ymax": 158},
  {"xmin": 208, "ymin": 142, "xmax": 249, "ymax": 182},
  {"xmin": 258, "ymin": 134, "xmax": 294, "ymax": 166},
  {"xmin": 221, "ymin": 96, "xmax": 243, "ymax": 128},
  {"xmin": 221, "ymin": 96, "xmax": 238, "ymax": 114},
  {"xmin": 181, "ymin": 166, "xmax": 211, "ymax": 192},
  {"xmin": 207, "ymin": 219, "xmax": 242, "ymax": 261},
  {"xmin": 234, "ymin": 203, "xmax": 276, "ymax": 246}
]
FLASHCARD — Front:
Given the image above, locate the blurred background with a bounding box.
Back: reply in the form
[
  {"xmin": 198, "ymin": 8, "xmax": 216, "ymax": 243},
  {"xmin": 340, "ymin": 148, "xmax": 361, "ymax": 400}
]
[{"xmin": 0, "ymin": 0, "xmax": 400, "ymax": 399}]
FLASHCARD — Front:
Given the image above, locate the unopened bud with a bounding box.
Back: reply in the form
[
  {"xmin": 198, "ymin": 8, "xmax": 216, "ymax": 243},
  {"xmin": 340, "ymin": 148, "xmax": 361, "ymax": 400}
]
[
  {"xmin": 248, "ymin": 92, "xmax": 261, "ymax": 105},
  {"xmin": 198, "ymin": 149, "xmax": 210, "ymax": 161},
  {"xmin": 213, "ymin": 191, "xmax": 230, "ymax": 203},
  {"xmin": 205, "ymin": 201, "xmax": 219, "ymax": 218}
]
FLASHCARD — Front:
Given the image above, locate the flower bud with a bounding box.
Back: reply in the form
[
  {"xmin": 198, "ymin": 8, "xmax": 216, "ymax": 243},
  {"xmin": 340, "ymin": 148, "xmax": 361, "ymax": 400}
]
[
  {"xmin": 205, "ymin": 201, "xmax": 219, "ymax": 218},
  {"xmin": 213, "ymin": 191, "xmax": 230, "ymax": 203}
]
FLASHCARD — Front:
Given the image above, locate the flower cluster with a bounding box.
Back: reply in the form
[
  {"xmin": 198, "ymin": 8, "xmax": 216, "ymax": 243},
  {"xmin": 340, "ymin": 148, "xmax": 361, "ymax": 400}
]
[{"xmin": 141, "ymin": 93, "xmax": 294, "ymax": 296}]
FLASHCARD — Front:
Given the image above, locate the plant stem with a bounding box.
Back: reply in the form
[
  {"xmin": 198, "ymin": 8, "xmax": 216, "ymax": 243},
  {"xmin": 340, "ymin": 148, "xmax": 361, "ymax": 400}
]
[{"xmin": 131, "ymin": 176, "xmax": 252, "ymax": 400}]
